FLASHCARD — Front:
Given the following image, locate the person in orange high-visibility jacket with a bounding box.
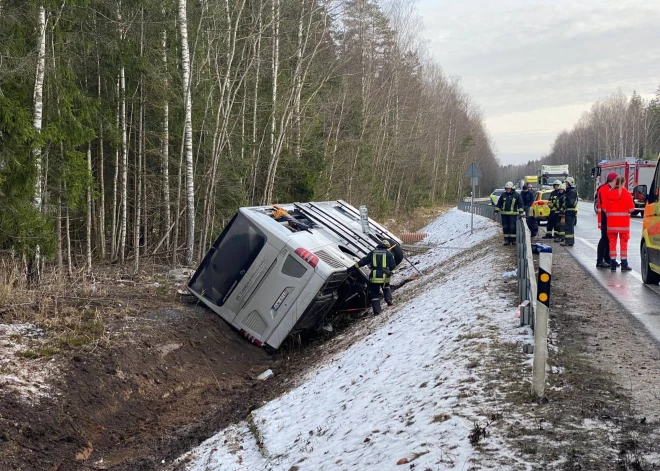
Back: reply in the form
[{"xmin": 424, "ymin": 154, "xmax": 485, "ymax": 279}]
[
  {"xmin": 602, "ymin": 175, "xmax": 635, "ymax": 272},
  {"xmin": 595, "ymin": 172, "xmax": 617, "ymax": 268}
]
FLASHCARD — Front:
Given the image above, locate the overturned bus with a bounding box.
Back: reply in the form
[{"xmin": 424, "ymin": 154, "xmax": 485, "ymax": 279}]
[{"xmin": 187, "ymin": 200, "xmax": 403, "ymax": 350}]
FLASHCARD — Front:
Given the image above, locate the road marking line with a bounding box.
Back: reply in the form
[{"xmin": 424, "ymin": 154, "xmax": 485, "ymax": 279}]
[{"xmin": 575, "ymin": 236, "xmax": 643, "ymax": 282}]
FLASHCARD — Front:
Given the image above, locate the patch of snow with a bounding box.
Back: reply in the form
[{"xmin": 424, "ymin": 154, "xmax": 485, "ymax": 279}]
[
  {"xmin": 173, "ymin": 208, "xmax": 533, "ymax": 471},
  {"xmin": 396, "ymin": 208, "xmax": 500, "ymax": 278},
  {"xmin": 0, "ymin": 323, "xmax": 55, "ymax": 402}
]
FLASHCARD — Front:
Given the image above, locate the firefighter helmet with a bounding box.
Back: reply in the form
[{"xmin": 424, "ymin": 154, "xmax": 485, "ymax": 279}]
[
  {"xmin": 558, "ymin": 183, "xmax": 566, "ymax": 191},
  {"xmin": 553, "ymin": 180, "xmax": 562, "ymax": 186},
  {"xmin": 565, "ymin": 177, "xmax": 575, "ymax": 186},
  {"xmin": 504, "ymin": 182, "xmax": 514, "ymax": 189},
  {"xmin": 380, "ymin": 239, "xmax": 392, "ymax": 248}
]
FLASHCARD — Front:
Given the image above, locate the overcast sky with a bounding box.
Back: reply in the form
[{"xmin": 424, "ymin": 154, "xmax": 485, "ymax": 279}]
[{"xmin": 416, "ymin": 0, "xmax": 660, "ymax": 165}]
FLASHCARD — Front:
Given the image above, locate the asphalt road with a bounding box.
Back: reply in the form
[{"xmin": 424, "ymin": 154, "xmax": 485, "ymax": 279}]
[{"xmin": 550, "ymin": 200, "xmax": 660, "ymax": 343}]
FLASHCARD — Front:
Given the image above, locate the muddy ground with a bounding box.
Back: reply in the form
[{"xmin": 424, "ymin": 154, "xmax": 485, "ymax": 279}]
[{"xmin": 1, "ymin": 300, "xmax": 279, "ymax": 470}]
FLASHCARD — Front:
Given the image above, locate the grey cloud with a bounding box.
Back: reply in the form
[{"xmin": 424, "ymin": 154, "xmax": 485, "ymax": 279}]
[{"xmin": 422, "ymin": 1, "xmax": 660, "ymax": 115}]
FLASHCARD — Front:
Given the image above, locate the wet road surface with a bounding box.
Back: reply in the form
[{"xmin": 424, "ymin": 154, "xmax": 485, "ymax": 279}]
[{"xmin": 543, "ymin": 201, "xmax": 660, "ymax": 344}]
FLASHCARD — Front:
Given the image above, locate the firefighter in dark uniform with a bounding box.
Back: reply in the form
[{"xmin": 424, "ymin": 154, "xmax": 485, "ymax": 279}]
[
  {"xmin": 561, "ymin": 177, "xmax": 578, "ymax": 247},
  {"xmin": 554, "ymin": 183, "xmax": 567, "ymax": 243},
  {"xmin": 543, "ymin": 180, "xmax": 562, "ymax": 239},
  {"xmin": 495, "ymin": 181, "xmax": 524, "ymax": 245},
  {"xmin": 350, "ymin": 240, "xmax": 397, "ymax": 315}
]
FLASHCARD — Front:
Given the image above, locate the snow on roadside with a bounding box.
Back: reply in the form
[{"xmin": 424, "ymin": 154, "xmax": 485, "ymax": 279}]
[
  {"xmin": 422, "ymin": 208, "xmax": 496, "ymax": 247},
  {"xmin": 0, "ymin": 323, "xmax": 54, "ymax": 402},
  {"xmin": 173, "ymin": 208, "xmax": 533, "ymax": 471},
  {"xmin": 399, "ymin": 208, "xmax": 499, "ymax": 274}
]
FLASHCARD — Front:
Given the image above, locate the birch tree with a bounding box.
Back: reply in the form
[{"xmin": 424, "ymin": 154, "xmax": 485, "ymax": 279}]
[
  {"xmin": 178, "ymin": 0, "xmax": 195, "ymax": 266},
  {"xmin": 29, "ymin": 5, "xmax": 47, "ymax": 283}
]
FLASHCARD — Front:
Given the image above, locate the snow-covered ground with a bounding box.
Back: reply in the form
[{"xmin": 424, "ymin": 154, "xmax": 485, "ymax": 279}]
[
  {"xmin": 172, "ymin": 209, "xmax": 534, "ymax": 471},
  {"xmin": 0, "ymin": 323, "xmax": 54, "ymax": 402}
]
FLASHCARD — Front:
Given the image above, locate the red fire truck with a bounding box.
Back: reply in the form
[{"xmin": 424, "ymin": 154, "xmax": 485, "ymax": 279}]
[{"xmin": 591, "ymin": 158, "xmax": 656, "ymax": 216}]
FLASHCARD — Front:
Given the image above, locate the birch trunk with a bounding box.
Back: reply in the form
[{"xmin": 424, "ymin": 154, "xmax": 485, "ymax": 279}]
[
  {"xmin": 119, "ymin": 64, "xmax": 128, "ymax": 264},
  {"xmin": 263, "ymin": 0, "xmax": 280, "ymax": 205},
  {"xmin": 249, "ymin": 0, "xmax": 263, "ymax": 204},
  {"xmin": 293, "ymin": 1, "xmax": 305, "ymax": 162},
  {"xmin": 161, "ymin": 28, "xmax": 171, "ymax": 251},
  {"xmin": 134, "ymin": 99, "xmax": 143, "ymax": 274},
  {"xmin": 179, "ymin": 0, "xmax": 195, "ymax": 266},
  {"xmin": 86, "ymin": 144, "xmax": 93, "ymax": 273},
  {"xmin": 29, "ymin": 5, "xmax": 46, "ymax": 283},
  {"xmin": 172, "ymin": 146, "xmax": 184, "ymax": 265},
  {"xmin": 95, "ymin": 13, "xmax": 106, "ymax": 260},
  {"xmin": 111, "ymin": 80, "xmax": 119, "ymax": 260},
  {"xmin": 65, "ymin": 182, "xmax": 73, "ymax": 278},
  {"xmin": 98, "ymin": 98, "xmax": 106, "ymax": 259},
  {"xmin": 134, "ymin": 10, "xmax": 144, "ymax": 275},
  {"xmin": 56, "ymin": 192, "xmax": 63, "ymax": 271}
]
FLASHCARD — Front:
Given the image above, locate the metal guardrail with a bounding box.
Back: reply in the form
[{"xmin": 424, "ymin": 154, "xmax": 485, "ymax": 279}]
[
  {"xmin": 456, "ymin": 201, "xmax": 535, "ymax": 328},
  {"xmin": 456, "ymin": 201, "xmax": 498, "ymax": 220},
  {"xmin": 516, "ymin": 218, "xmax": 536, "ymax": 328},
  {"xmin": 456, "ymin": 202, "xmax": 554, "ymax": 396}
]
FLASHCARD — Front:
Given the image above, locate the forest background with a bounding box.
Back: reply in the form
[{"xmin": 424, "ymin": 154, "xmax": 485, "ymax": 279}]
[{"xmin": 1, "ymin": 0, "xmax": 660, "ymax": 278}]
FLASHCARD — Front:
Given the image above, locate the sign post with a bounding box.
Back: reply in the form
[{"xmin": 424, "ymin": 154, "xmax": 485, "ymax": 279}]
[{"xmin": 464, "ymin": 162, "xmax": 483, "ymax": 233}]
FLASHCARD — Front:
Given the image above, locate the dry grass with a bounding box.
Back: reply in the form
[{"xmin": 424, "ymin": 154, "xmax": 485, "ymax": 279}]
[
  {"xmin": 383, "ymin": 205, "xmax": 452, "ymax": 235},
  {"xmin": 0, "ymin": 256, "xmax": 181, "ymax": 357}
]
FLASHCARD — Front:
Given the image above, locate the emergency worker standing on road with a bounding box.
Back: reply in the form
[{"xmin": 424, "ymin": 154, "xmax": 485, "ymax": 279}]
[
  {"xmin": 596, "ymin": 172, "xmax": 617, "ymax": 268},
  {"xmin": 543, "ymin": 180, "xmax": 562, "ymax": 239},
  {"xmin": 521, "ymin": 184, "xmax": 535, "ymax": 216},
  {"xmin": 554, "ymin": 184, "xmax": 567, "ymax": 243},
  {"xmin": 349, "ymin": 240, "xmax": 397, "ymax": 315},
  {"xmin": 603, "ymin": 176, "xmax": 635, "ymax": 272},
  {"xmin": 561, "ymin": 177, "xmax": 578, "ymax": 247},
  {"xmin": 495, "ymin": 182, "xmax": 525, "ymax": 245}
]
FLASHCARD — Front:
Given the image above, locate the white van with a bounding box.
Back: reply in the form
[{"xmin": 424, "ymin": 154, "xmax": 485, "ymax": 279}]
[{"xmin": 188, "ymin": 201, "xmax": 403, "ymax": 350}]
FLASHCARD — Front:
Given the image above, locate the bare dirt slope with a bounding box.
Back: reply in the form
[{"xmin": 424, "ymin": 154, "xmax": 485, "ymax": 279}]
[{"xmin": 0, "ymin": 301, "xmax": 291, "ymax": 471}]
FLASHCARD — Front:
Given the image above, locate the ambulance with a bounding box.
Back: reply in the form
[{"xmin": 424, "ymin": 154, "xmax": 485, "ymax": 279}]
[{"xmin": 641, "ymin": 159, "xmax": 660, "ymax": 284}]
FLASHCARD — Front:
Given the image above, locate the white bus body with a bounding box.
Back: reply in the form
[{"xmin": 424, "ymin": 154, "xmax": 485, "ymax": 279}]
[{"xmin": 188, "ymin": 201, "xmax": 402, "ymax": 350}]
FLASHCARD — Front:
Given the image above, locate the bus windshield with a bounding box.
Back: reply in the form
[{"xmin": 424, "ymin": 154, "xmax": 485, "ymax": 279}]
[{"xmin": 189, "ymin": 213, "xmax": 267, "ymax": 307}]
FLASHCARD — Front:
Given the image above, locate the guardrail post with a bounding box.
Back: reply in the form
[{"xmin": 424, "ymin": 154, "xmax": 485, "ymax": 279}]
[
  {"xmin": 517, "ymin": 218, "xmax": 524, "ymax": 305},
  {"xmin": 532, "ymin": 248, "xmax": 552, "ymax": 398}
]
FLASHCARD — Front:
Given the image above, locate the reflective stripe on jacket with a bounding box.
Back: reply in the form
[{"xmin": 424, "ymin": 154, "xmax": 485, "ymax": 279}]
[
  {"xmin": 356, "ymin": 248, "xmax": 396, "ymax": 284},
  {"xmin": 548, "ymin": 190, "xmax": 560, "ymax": 213},
  {"xmin": 556, "ymin": 192, "xmax": 566, "ymax": 214},
  {"xmin": 603, "ymin": 186, "xmax": 634, "ymax": 233},
  {"xmin": 495, "ymin": 191, "xmax": 524, "ymax": 215}
]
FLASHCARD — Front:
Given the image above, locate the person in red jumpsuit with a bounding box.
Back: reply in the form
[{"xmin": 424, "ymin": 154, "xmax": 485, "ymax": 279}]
[{"xmin": 603, "ymin": 175, "xmax": 635, "ymax": 272}]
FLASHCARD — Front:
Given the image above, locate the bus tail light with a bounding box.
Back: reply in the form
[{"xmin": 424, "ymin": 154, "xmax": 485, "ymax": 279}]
[{"xmin": 295, "ymin": 248, "xmax": 319, "ymax": 268}]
